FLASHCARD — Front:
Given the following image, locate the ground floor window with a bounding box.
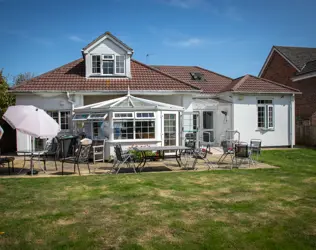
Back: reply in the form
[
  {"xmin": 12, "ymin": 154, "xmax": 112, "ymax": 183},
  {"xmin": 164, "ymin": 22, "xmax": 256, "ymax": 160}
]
[
  {"xmin": 257, "ymin": 100, "xmax": 274, "ymax": 129},
  {"xmin": 113, "ymin": 112, "xmax": 156, "ymax": 140},
  {"xmin": 47, "ymin": 110, "xmax": 71, "ymax": 130}
]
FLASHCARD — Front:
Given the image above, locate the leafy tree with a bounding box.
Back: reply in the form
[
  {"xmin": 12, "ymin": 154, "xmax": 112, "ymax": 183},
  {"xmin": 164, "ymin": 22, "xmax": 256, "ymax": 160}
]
[
  {"xmin": 13, "ymin": 72, "xmax": 35, "ymax": 87},
  {"xmin": 0, "ymin": 69, "xmax": 15, "ymax": 115}
]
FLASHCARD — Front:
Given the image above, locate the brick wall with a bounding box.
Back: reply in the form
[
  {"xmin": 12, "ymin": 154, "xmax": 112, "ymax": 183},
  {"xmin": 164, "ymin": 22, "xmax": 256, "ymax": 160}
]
[
  {"xmin": 260, "ymin": 51, "xmax": 316, "ymax": 122},
  {"xmin": 261, "ymin": 51, "xmax": 297, "ymax": 88}
]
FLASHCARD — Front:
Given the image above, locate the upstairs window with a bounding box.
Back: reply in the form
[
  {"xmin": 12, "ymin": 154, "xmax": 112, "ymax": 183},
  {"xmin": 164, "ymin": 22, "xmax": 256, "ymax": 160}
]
[
  {"xmin": 91, "ymin": 54, "xmax": 126, "ymax": 75},
  {"xmin": 92, "ymin": 55, "xmax": 101, "ymax": 73},
  {"xmin": 257, "ymin": 100, "xmax": 274, "ymax": 129},
  {"xmin": 116, "ymin": 55, "xmax": 125, "ymax": 74}
]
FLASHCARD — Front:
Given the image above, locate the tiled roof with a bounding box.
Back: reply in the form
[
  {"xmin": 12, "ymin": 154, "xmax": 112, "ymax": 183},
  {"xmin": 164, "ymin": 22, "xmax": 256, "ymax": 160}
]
[
  {"xmin": 11, "ymin": 59, "xmax": 200, "ymax": 92},
  {"xmin": 221, "ymin": 75, "xmax": 300, "ymax": 93},
  {"xmin": 152, "ymin": 65, "xmax": 232, "ymax": 94},
  {"xmin": 297, "ymin": 59, "xmax": 316, "ymax": 75},
  {"xmin": 82, "ymin": 31, "xmax": 133, "ymax": 52},
  {"xmin": 274, "ymin": 46, "xmax": 316, "ymax": 70}
]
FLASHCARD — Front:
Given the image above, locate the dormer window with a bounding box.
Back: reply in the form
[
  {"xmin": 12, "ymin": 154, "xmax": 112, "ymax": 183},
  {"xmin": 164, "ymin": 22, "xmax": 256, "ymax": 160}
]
[{"xmin": 91, "ymin": 54, "xmax": 125, "ymax": 75}]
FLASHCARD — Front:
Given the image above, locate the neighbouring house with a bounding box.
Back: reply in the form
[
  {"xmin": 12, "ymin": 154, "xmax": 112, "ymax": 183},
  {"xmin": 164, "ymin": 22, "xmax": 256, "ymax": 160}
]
[
  {"xmin": 259, "ymin": 46, "xmax": 316, "ymax": 125},
  {"xmin": 11, "ymin": 32, "xmax": 300, "ymax": 158}
]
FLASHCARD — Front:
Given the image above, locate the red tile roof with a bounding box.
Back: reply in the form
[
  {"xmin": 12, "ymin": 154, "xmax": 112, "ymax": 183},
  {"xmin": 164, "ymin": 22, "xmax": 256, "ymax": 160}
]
[
  {"xmin": 220, "ymin": 75, "xmax": 300, "ymax": 93},
  {"xmin": 11, "ymin": 59, "xmax": 200, "ymax": 92},
  {"xmin": 153, "ymin": 65, "xmax": 232, "ymax": 94}
]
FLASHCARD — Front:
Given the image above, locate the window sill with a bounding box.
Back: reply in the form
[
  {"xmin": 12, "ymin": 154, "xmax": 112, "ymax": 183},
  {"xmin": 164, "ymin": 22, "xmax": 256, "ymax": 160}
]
[
  {"xmin": 256, "ymin": 128, "xmax": 275, "ymax": 132},
  {"xmin": 107, "ymin": 139, "xmax": 161, "ymax": 143}
]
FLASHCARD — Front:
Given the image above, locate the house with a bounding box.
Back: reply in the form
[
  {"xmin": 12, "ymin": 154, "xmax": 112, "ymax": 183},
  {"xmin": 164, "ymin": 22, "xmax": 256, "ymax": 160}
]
[
  {"xmin": 259, "ymin": 46, "xmax": 316, "ymax": 125},
  {"xmin": 11, "ymin": 32, "xmax": 300, "ymax": 157}
]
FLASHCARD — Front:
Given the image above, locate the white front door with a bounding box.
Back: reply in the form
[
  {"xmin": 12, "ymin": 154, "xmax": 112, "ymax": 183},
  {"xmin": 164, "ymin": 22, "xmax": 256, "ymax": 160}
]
[{"xmin": 162, "ymin": 112, "xmax": 179, "ymax": 146}]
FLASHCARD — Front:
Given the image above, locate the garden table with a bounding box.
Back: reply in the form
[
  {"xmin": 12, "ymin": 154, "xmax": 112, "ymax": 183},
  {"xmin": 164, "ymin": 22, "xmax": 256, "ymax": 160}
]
[
  {"xmin": 133, "ymin": 146, "xmax": 191, "ymax": 171},
  {"xmin": 17, "ymin": 150, "xmax": 48, "ymax": 176}
]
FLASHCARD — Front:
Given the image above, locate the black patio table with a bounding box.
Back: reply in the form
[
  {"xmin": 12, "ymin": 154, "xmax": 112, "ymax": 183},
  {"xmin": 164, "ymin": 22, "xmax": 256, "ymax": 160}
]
[{"xmin": 132, "ymin": 146, "xmax": 191, "ymax": 171}]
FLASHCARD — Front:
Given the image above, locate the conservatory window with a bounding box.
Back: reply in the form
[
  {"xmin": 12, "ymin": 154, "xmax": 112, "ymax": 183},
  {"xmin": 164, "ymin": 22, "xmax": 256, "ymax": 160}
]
[
  {"xmin": 113, "ymin": 112, "xmax": 156, "ymax": 140},
  {"xmin": 88, "ymin": 113, "xmax": 108, "ymax": 120},
  {"xmin": 73, "ymin": 114, "xmax": 90, "ymax": 121},
  {"xmin": 136, "ymin": 121, "xmax": 155, "ymax": 139},
  {"xmin": 113, "ymin": 121, "xmax": 134, "ymax": 140},
  {"xmin": 257, "ymin": 100, "xmax": 274, "ymax": 129},
  {"xmin": 135, "ymin": 112, "xmax": 155, "ymax": 118},
  {"xmin": 113, "ymin": 112, "xmax": 134, "ymax": 119}
]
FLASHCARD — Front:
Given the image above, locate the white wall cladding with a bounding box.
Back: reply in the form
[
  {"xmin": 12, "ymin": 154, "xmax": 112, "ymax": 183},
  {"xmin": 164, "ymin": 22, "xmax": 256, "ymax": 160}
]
[{"xmin": 233, "ymin": 94, "xmax": 292, "ymax": 147}]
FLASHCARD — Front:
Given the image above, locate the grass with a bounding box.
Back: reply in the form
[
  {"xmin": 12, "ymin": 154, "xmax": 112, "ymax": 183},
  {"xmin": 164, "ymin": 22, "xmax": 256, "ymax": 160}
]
[{"xmin": 0, "ymin": 149, "xmax": 316, "ymax": 249}]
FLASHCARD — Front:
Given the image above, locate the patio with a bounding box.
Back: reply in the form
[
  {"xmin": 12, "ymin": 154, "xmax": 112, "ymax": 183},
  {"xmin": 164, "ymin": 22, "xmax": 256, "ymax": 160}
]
[{"xmin": 0, "ymin": 153, "xmax": 277, "ymax": 177}]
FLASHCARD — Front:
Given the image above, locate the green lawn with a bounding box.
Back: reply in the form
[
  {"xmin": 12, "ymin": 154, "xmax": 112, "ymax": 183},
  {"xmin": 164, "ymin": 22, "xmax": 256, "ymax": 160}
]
[{"xmin": 1, "ymin": 149, "xmax": 316, "ymax": 249}]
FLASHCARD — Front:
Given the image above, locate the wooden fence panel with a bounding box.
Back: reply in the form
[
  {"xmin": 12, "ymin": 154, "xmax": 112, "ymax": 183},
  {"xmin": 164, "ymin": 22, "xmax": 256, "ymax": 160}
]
[{"xmin": 296, "ymin": 125, "xmax": 316, "ymax": 146}]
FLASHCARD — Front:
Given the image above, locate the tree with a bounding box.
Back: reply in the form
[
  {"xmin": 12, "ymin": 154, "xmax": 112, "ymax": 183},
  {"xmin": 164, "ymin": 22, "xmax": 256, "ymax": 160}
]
[
  {"xmin": 13, "ymin": 72, "xmax": 35, "ymax": 87},
  {"xmin": 0, "ymin": 70, "xmax": 15, "ymax": 115}
]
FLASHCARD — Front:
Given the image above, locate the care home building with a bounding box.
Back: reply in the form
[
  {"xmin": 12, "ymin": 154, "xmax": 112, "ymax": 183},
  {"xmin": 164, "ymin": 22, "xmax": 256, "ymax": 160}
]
[{"xmin": 11, "ymin": 32, "xmax": 300, "ymax": 157}]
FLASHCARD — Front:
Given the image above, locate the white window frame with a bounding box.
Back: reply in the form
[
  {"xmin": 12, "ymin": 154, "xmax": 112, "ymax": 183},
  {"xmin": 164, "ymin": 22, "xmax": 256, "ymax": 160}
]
[
  {"xmin": 115, "ymin": 55, "xmax": 125, "ymax": 75},
  {"xmin": 257, "ymin": 100, "xmax": 274, "ymax": 130},
  {"xmin": 87, "ymin": 113, "xmax": 108, "ymax": 120},
  {"xmin": 102, "ymin": 54, "xmax": 115, "ymax": 75},
  {"xmin": 47, "ymin": 110, "xmax": 71, "ymax": 131},
  {"xmin": 92, "ymin": 55, "xmax": 101, "ymax": 74},
  {"xmin": 112, "ymin": 112, "xmax": 157, "ymax": 141},
  {"xmin": 91, "ymin": 54, "xmax": 126, "ymax": 76},
  {"xmin": 113, "ymin": 112, "xmax": 134, "ymax": 119},
  {"xmin": 135, "ymin": 112, "xmax": 155, "ymax": 119}
]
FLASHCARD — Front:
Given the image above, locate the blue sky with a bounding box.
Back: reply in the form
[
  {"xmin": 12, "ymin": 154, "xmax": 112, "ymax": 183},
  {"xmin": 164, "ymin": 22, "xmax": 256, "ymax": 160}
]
[{"xmin": 1, "ymin": 0, "xmax": 316, "ymax": 83}]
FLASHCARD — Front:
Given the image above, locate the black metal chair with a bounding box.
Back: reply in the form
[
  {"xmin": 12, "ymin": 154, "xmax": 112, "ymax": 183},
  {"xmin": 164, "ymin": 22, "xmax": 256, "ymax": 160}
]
[
  {"xmin": 190, "ymin": 144, "xmax": 214, "ymax": 170},
  {"xmin": 233, "ymin": 143, "xmax": 253, "ymax": 168},
  {"xmin": 112, "ymin": 144, "xmax": 136, "ymax": 174},
  {"xmin": 217, "ymin": 140, "xmax": 235, "ymax": 166},
  {"xmin": 61, "ymin": 143, "xmax": 92, "ymax": 175}
]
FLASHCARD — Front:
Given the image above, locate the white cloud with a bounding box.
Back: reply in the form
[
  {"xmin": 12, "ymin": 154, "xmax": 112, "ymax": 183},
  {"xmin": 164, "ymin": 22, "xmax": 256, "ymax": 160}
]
[
  {"xmin": 68, "ymin": 35, "xmax": 86, "ymax": 43},
  {"xmin": 164, "ymin": 37, "xmax": 204, "ymax": 47}
]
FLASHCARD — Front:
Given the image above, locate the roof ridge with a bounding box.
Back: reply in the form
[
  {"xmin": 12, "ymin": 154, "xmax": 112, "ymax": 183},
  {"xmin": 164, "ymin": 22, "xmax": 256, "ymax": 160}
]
[
  {"xmin": 274, "ymin": 45, "xmax": 316, "ymax": 49},
  {"xmin": 131, "ymin": 59, "xmax": 201, "ymax": 91},
  {"xmin": 232, "ymin": 75, "xmax": 249, "ymax": 91},
  {"xmin": 11, "ymin": 58, "xmax": 83, "ymax": 90},
  {"xmin": 248, "ymin": 74, "xmax": 301, "ymax": 92}
]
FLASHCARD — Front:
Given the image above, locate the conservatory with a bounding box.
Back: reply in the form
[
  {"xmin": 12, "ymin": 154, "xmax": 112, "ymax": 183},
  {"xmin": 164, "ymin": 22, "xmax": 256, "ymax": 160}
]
[{"xmin": 73, "ymin": 93, "xmax": 185, "ymax": 160}]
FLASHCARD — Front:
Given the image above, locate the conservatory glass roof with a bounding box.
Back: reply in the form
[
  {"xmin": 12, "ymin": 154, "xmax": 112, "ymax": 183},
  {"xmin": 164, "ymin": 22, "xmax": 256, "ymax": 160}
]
[{"xmin": 75, "ymin": 94, "xmax": 184, "ymax": 112}]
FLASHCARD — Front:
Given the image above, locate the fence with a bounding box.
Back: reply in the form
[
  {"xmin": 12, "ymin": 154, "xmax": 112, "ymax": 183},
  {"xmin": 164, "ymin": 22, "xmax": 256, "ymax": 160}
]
[{"xmin": 296, "ymin": 125, "xmax": 316, "ymax": 146}]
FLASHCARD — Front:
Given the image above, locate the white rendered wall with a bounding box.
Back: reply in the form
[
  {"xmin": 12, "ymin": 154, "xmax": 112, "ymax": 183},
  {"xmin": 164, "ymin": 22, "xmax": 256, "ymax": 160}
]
[
  {"xmin": 232, "ymin": 94, "xmax": 292, "ymax": 147},
  {"xmin": 15, "ymin": 93, "xmax": 73, "ymax": 152}
]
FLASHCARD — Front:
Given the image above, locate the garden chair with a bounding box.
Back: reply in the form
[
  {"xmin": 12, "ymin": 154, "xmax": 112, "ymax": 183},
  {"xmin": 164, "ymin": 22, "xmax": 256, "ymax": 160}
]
[
  {"xmin": 189, "ymin": 144, "xmax": 214, "ymax": 170},
  {"xmin": 232, "ymin": 143, "xmax": 254, "ymax": 168},
  {"xmin": 92, "ymin": 139, "xmax": 106, "ymax": 164},
  {"xmin": 39, "ymin": 137, "xmax": 60, "ymax": 170},
  {"xmin": 250, "ymin": 139, "xmax": 262, "ymax": 162},
  {"xmin": 112, "ymin": 144, "xmax": 136, "ymax": 174},
  {"xmin": 217, "ymin": 140, "xmax": 235, "ymax": 167},
  {"xmin": 61, "ymin": 142, "xmax": 92, "ymax": 176}
]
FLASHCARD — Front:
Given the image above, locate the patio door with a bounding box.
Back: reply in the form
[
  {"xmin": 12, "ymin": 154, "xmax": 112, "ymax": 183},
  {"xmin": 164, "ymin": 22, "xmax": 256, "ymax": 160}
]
[
  {"xmin": 201, "ymin": 111, "xmax": 214, "ymax": 144},
  {"xmin": 162, "ymin": 112, "xmax": 179, "ymax": 147}
]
